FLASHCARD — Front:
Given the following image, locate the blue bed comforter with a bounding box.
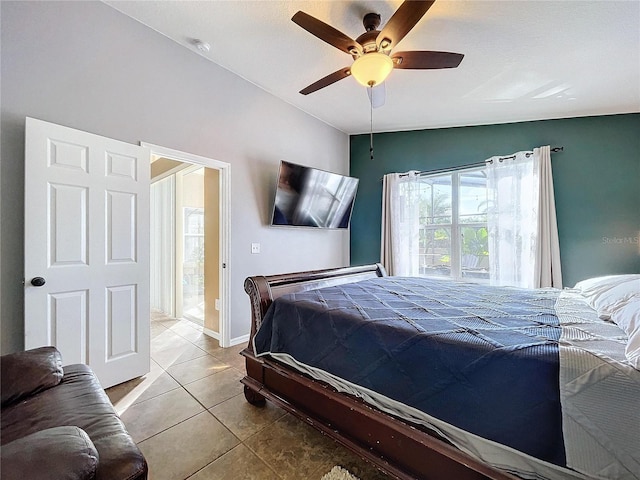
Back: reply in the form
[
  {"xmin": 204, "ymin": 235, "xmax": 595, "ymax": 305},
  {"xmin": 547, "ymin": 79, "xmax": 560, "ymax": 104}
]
[{"xmin": 253, "ymin": 276, "xmax": 565, "ymax": 466}]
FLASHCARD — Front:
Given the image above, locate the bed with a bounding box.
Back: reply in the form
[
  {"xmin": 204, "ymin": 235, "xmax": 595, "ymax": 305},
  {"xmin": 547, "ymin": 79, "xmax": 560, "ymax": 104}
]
[{"xmin": 240, "ymin": 264, "xmax": 640, "ymax": 480}]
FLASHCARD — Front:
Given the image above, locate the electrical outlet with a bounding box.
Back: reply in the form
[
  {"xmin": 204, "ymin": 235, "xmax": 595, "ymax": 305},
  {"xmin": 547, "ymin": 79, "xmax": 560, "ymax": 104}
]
[{"xmin": 251, "ymin": 243, "xmax": 261, "ymax": 254}]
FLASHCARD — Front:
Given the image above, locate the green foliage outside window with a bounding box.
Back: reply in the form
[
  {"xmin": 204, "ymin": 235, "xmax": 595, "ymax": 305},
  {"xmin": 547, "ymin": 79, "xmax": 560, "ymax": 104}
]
[{"xmin": 461, "ymin": 227, "xmax": 489, "ymax": 257}]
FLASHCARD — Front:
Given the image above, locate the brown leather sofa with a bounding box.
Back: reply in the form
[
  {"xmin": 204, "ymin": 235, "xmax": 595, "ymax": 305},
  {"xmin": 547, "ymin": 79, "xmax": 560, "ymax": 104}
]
[{"xmin": 1, "ymin": 346, "xmax": 148, "ymax": 480}]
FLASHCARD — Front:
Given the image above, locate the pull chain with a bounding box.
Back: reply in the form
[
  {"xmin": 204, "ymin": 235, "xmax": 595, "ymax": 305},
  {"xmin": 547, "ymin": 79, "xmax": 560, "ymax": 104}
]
[{"xmin": 369, "ymin": 85, "xmax": 374, "ymax": 161}]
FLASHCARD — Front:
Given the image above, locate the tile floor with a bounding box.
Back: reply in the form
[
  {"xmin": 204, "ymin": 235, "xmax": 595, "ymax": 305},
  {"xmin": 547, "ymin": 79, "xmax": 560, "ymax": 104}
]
[{"xmin": 106, "ymin": 312, "xmax": 389, "ymax": 480}]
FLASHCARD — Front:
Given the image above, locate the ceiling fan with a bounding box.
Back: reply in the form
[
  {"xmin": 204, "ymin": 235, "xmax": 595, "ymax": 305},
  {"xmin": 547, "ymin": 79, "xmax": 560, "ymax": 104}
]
[{"xmin": 292, "ymin": 0, "xmax": 464, "ymax": 100}]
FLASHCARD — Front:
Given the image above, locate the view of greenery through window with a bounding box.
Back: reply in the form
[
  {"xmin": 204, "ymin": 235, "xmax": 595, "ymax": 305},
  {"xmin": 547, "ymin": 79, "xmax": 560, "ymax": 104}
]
[
  {"xmin": 183, "ymin": 207, "xmax": 205, "ymax": 314},
  {"xmin": 410, "ymin": 168, "xmax": 489, "ymax": 282}
]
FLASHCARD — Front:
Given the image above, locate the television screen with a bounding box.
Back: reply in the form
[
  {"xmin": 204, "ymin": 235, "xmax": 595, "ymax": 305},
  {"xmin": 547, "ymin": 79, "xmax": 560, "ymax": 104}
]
[{"xmin": 271, "ymin": 161, "xmax": 359, "ymax": 229}]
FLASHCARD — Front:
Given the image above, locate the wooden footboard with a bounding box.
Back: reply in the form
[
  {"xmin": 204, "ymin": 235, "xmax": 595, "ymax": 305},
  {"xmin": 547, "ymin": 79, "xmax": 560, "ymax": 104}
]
[{"xmin": 241, "ymin": 264, "xmax": 518, "ymax": 480}]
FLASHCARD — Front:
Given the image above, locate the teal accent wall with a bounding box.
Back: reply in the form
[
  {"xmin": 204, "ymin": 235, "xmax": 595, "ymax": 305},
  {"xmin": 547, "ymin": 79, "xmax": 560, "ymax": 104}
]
[{"xmin": 349, "ymin": 113, "xmax": 640, "ymax": 287}]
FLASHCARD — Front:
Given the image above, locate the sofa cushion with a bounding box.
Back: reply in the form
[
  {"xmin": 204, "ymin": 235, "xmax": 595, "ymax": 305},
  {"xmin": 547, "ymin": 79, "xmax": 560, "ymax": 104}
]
[
  {"xmin": 1, "ymin": 364, "xmax": 147, "ymax": 480},
  {"xmin": 1, "ymin": 426, "xmax": 99, "ymax": 480},
  {"xmin": 0, "ymin": 346, "xmax": 63, "ymax": 407}
]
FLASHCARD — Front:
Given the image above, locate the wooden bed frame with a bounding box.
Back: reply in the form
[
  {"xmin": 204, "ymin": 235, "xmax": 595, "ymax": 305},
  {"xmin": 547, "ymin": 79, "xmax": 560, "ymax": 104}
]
[{"xmin": 241, "ymin": 264, "xmax": 520, "ymax": 480}]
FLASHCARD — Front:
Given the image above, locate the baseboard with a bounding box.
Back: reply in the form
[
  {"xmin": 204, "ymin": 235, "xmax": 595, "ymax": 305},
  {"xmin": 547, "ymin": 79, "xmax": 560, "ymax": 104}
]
[
  {"xmin": 202, "ymin": 327, "xmax": 220, "ymax": 340},
  {"xmin": 202, "ymin": 329, "xmax": 248, "ymax": 348},
  {"xmin": 229, "ymin": 334, "xmax": 250, "ymax": 347}
]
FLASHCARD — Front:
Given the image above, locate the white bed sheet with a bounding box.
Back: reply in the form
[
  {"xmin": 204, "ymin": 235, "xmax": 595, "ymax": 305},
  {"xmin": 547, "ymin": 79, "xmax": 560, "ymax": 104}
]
[{"xmin": 557, "ymin": 290, "xmax": 640, "ymax": 480}]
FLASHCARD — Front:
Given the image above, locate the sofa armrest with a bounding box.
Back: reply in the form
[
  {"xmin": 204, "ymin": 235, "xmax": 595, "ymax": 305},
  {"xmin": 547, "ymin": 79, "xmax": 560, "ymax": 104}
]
[
  {"xmin": 1, "ymin": 426, "xmax": 99, "ymax": 480},
  {"xmin": 1, "ymin": 346, "xmax": 64, "ymax": 407}
]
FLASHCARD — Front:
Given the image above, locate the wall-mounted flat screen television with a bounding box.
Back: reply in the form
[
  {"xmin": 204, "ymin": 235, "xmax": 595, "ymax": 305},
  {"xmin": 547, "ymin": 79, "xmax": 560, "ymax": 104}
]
[{"xmin": 271, "ymin": 161, "xmax": 359, "ymax": 229}]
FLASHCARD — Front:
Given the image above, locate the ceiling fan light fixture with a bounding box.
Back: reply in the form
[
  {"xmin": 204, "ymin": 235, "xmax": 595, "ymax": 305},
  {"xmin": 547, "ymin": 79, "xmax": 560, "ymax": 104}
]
[{"xmin": 350, "ymin": 52, "xmax": 393, "ymax": 87}]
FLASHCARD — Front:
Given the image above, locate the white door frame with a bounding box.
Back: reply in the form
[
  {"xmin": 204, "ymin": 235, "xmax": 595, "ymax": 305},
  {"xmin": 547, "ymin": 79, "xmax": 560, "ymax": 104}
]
[{"xmin": 142, "ymin": 143, "xmax": 231, "ymax": 347}]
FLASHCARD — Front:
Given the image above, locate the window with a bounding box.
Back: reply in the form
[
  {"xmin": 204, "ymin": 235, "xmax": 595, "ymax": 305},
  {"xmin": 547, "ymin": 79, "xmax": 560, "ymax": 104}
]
[
  {"xmin": 402, "ymin": 167, "xmax": 489, "ymax": 282},
  {"xmin": 384, "ymin": 148, "xmax": 561, "ymax": 287},
  {"xmin": 183, "ymin": 206, "xmax": 204, "ymax": 301}
]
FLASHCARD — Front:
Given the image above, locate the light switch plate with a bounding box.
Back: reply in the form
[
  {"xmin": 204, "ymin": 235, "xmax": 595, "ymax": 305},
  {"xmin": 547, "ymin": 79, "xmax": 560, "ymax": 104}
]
[{"xmin": 251, "ymin": 243, "xmax": 260, "ymax": 254}]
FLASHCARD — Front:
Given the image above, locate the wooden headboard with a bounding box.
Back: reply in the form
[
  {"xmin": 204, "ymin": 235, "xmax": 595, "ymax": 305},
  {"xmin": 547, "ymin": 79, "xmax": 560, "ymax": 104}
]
[{"xmin": 243, "ymin": 263, "xmax": 387, "ymax": 338}]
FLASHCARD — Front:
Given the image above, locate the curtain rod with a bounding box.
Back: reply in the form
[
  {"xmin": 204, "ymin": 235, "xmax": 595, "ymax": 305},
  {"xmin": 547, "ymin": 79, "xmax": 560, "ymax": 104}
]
[{"xmin": 399, "ymin": 146, "xmax": 564, "ymax": 178}]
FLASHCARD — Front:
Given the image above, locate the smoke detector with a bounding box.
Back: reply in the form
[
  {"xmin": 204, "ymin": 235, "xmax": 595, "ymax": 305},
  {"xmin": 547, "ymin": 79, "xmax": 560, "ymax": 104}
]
[{"xmin": 191, "ymin": 39, "xmax": 210, "ymax": 53}]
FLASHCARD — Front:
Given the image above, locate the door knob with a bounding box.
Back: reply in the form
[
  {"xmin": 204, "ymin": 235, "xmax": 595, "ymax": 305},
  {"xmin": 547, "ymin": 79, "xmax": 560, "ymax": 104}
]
[{"xmin": 30, "ymin": 277, "xmax": 46, "ymax": 287}]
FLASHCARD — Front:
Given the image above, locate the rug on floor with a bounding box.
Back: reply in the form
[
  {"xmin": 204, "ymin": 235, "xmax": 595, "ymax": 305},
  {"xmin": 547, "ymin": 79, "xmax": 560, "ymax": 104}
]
[{"xmin": 320, "ymin": 465, "xmax": 360, "ymax": 480}]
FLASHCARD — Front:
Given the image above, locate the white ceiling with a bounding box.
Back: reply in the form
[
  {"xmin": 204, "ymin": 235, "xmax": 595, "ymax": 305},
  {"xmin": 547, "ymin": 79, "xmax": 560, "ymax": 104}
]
[{"xmin": 105, "ymin": 1, "xmax": 640, "ymax": 134}]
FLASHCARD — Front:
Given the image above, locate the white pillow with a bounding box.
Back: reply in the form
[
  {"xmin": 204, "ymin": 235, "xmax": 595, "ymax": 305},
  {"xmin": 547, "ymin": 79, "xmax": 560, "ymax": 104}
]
[
  {"xmin": 609, "ymin": 297, "xmax": 640, "ymax": 369},
  {"xmin": 574, "ymin": 274, "xmax": 640, "ymax": 295},
  {"xmin": 573, "ymin": 275, "xmax": 640, "ymax": 319},
  {"xmin": 592, "ymin": 281, "xmax": 640, "ymax": 320}
]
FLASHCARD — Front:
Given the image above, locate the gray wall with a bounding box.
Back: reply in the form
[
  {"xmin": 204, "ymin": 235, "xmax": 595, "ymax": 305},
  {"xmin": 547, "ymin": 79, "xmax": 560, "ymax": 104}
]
[{"xmin": 1, "ymin": 1, "xmax": 350, "ymax": 353}]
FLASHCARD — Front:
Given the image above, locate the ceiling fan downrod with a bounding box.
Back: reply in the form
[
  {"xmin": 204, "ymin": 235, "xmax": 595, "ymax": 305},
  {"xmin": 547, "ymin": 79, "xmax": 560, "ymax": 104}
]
[{"xmin": 363, "ymin": 12, "xmax": 381, "ymax": 32}]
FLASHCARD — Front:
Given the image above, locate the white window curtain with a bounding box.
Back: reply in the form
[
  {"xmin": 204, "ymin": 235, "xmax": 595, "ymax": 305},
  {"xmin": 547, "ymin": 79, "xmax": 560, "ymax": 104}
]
[
  {"xmin": 381, "ymin": 171, "xmax": 421, "ymax": 276},
  {"xmin": 486, "ymin": 145, "xmax": 562, "ymax": 289}
]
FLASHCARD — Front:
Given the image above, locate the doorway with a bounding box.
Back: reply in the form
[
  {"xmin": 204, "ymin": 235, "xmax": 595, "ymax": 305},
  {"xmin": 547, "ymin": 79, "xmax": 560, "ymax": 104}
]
[{"xmin": 144, "ymin": 143, "xmax": 230, "ymax": 347}]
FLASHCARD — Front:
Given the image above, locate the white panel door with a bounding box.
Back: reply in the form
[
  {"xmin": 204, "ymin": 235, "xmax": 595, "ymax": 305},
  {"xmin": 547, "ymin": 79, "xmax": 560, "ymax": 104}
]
[{"xmin": 24, "ymin": 117, "xmax": 150, "ymax": 388}]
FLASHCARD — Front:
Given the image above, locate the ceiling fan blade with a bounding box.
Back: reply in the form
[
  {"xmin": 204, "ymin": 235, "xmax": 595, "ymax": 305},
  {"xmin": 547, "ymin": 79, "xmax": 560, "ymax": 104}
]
[
  {"xmin": 300, "ymin": 67, "xmax": 352, "ymax": 95},
  {"xmin": 292, "ymin": 11, "xmax": 362, "ymax": 56},
  {"xmin": 392, "ymin": 51, "xmax": 464, "ymax": 69},
  {"xmin": 367, "ymin": 83, "xmax": 386, "ymax": 109},
  {"xmin": 376, "ymin": 1, "xmax": 435, "ymax": 51}
]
